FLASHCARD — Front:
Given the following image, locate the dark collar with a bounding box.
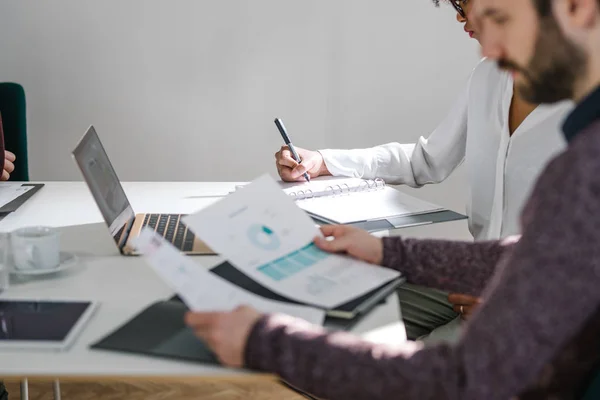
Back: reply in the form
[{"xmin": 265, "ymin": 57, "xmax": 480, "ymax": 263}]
[{"xmin": 563, "ymin": 85, "xmax": 600, "ymax": 143}]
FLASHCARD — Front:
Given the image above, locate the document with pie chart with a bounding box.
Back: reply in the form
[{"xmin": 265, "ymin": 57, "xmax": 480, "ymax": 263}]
[{"xmin": 183, "ymin": 174, "xmax": 400, "ymax": 309}]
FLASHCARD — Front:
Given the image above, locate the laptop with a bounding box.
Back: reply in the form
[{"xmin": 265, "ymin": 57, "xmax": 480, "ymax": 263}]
[{"xmin": 72, "ymin": 125, "xmax": 214, "ymax": 256}]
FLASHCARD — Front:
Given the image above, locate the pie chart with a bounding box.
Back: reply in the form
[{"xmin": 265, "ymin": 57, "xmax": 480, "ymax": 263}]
[{"xmin": 247, "ymin": 224, "xmax": 281, "ymax": 251}]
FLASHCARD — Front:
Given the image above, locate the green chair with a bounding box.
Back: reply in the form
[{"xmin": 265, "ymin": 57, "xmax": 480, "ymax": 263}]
[
  {"xmin": 581, "ymin": 367, "xmax": 600, "ymax": 400},
  {"xmin": 0, "ymin": 82, "xmax": 29, "ymax": 181}
]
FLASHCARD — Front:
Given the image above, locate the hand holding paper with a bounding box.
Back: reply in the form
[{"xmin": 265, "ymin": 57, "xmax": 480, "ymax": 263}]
[
  {"xmin": 184, "ymin": 306, "xmax": 263, "ymax": 368},
  {"xmin": 182, "ymin": 174, "xmax": 400, "ymax": 309},
  {"xmin": 133, "ymin": 227, "xmax": 325, "ymax": 325},
  {"xmin": 314, "ymin": 224, "xmax": 384, "ymax": 266}
]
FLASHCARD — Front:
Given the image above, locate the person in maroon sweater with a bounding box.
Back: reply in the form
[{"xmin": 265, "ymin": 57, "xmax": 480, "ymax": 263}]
[{"xmin": 185, "ymin": 0, "xmax": 600, "ymax": 398}]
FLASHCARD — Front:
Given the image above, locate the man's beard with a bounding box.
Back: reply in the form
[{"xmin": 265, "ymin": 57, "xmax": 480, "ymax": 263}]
[{"xmin": 498, "ymin": 15, "xmax": 587, "ymax": 104}]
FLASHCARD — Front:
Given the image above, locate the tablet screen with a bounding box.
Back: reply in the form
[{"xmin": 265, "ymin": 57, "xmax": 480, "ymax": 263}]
[{"xmin": 0, "ymin": 300, "xmax": 93, "ymax": 342}]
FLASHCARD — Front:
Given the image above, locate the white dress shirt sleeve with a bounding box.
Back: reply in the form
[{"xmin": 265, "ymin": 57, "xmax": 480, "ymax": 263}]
[{"xmin": 319, "ymin": 81, "xmax": 470, "ymax": 188}]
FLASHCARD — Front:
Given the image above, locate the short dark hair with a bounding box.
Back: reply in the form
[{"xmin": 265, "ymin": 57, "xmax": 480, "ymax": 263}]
[
  {"xmin": 431, "ymin": 0, "xmax": 455, "ymax": 8},
  {"xmin": 430, "ymin": 0, "xmax": 600, "ymax": 16}
]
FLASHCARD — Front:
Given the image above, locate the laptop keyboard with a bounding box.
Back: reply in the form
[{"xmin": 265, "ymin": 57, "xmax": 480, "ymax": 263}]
[{"xmin": 142, "ymin": 214, "xmax": 195, "ymax": 251}]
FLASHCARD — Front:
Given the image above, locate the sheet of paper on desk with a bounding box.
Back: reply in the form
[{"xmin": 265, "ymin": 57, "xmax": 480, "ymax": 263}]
[
  {"xmin": 296, "ymin": 186, "xmax": 443, "ymax": 224},
  {"xmin": 280, "ymin": 177, "xmax": 444, "ymax": 224},
  {"xmin": 182, "ymin": 174, "xmax": 400, "ymax": 309},
  {"xmin": 0, "ymin": 183, "xmax": 32, "ymax": 208},
  {"xmin": 133, "ymin": 228, "xmax": 325, "ymax": 325}
]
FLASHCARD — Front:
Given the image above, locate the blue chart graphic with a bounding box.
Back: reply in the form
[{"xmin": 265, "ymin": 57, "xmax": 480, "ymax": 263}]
[
  {"xmin": 257, "ymin": 242, "xmax": 329, "ymax": 281},
  {"xmin": 247, "ymin": 224, "xmax": 281, "ymax": 251}
]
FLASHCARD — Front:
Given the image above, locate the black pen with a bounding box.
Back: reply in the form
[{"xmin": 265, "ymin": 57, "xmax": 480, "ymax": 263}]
[{"xmin": 274, "ymin": 118, "xmax": 310, "ymax": 182}]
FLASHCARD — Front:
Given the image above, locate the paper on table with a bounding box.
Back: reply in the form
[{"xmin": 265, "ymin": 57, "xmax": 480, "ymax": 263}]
[
  {"xmin": 280, "ymin": 177, "xmax": 443, "ymax": 224},
  {"xmin": 296, "ymin": 186, "xmax": 444, "ymax": 224},
  {"xmin": 0, "ymin": 183, "xmax": 32, "ymax": 208},
  {"xmin": 182, "ymin": 174, "xmax": 400, "ymax": 309},
  {"xmin": 133, "ymin": 227, "xmax": 325, "ymax": 325}
]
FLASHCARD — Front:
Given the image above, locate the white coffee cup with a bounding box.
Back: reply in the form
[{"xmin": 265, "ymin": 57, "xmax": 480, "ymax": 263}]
[{"xmin": 11, "ymin": 226, "xmax": 61, "ymax": 271}]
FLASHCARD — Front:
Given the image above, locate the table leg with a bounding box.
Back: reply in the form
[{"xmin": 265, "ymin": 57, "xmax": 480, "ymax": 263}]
[
  {"xmin": 20, "ymin": 378, "xmax": 28, "ymax": 400},
  {"xmin": 53, "ymin": 379, "xmax": 61, "ymax": 400}
]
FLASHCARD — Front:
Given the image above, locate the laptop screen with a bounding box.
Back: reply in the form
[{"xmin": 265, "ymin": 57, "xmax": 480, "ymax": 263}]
[{"xmin": 72, "ymin": 126, "xmax": 134, "ymax": 237}]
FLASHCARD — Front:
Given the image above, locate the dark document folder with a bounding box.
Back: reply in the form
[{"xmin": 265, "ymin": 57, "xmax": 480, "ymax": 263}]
[
  {"xmin": 91, "ymin": 261, "xmax": 404, "ymax": 364},
  {"xmin": 347, "ymin": 209, "xmax": 467, "ymax": 232},
  {"xmin": 91, "ymin": 300, "xmax": 218, "ymax": 364},
  {"xmin": 208, "ymin": 261, "xmax": 404, "ymax": 320}
]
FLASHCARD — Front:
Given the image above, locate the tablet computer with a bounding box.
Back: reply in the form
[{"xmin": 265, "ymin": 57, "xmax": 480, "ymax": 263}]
[{"xmin": 0, "ymin": 299, "xmax": 97, "ymax": 351}]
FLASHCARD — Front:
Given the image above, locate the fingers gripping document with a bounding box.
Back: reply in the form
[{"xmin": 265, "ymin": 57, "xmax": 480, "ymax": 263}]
[
  {"xmin": 133, "ymin": 228, "xmax": 325, "ymax": 325},
  {"xmin": 182, "ymin": 174, "xmax": 400, "ymax": 309}
]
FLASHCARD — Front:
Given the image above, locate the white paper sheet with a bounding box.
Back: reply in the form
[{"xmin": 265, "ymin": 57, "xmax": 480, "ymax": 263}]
[
  {"xmin": 0, "ymin": 183, "xmax": 33, "ymax": 208},
  {"xmin": 182, "ymin": 174, "xmax": 400, "ymax": 309},
  {"xmin": 280, "ymin": 177, "xmax": 443, "ymax": 224},
  {"xmin": 297, "ymin": 186, "xmax": 444, "ymax": 224},
  {"xmin": 133, "ymin": 228, "xmax": 325, "ymax": 325}
]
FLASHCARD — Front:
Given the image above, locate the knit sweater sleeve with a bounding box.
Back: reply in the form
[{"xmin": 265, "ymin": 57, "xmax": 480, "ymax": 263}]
[{"xmin": 380, "ymin": 235, "xmax": 519, "ymax": 296}]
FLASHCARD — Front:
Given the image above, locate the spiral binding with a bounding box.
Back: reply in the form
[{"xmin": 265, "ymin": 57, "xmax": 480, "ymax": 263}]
[{"xmin": 288, "ymin": 178, "xmax": 385, "ymax": 200}]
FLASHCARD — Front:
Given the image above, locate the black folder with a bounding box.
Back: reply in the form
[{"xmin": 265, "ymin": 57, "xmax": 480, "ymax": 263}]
[
  {"xmin": 347, "ymin": 209, "xmax": 467, "ymax": 232},
  {"xmin": 92, "ymin": 299, "xmax": 219, "ymax": 364},
  {"xmin": 208, "ymin": 260, "xmax": 404, "ymax": 319},
  {"xmin": 91, "ymin": 261, "xmax": 404, "ymax": 364}
]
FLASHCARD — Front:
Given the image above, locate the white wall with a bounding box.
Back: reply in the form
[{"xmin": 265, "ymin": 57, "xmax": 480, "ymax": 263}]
[{"xmin": 0, "ymin": 0, "xmax": 479, "ymax": 224}]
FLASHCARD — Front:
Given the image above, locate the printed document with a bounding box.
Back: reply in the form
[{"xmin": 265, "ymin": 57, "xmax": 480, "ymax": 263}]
[
  {"xmin": 133, "ymin": 227, "xmax": 325, "ymax": 325},
  {"xmin": 183, "ymin": 174, "xmax": 400, "ymax": 309},
  {"xmin": 0, "ymin": 183, "xmax": 32, "ymax": 208}
]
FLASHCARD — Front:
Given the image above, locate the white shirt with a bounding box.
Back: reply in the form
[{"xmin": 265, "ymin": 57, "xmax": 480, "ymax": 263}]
[{"xmin": 319, "ymin": 59, "xmax": 573, "ymax": 240}]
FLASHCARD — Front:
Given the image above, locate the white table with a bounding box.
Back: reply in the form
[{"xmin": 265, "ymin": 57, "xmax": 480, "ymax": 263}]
[{"xmin": 0, "ymin": 182, "xmax": 407, "ymax": 379}]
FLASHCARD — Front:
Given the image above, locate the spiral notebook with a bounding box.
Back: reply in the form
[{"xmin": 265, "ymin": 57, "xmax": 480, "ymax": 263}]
[{"xmin": 280, "ymin": 177, "xmax": 445, "ymax": 225}]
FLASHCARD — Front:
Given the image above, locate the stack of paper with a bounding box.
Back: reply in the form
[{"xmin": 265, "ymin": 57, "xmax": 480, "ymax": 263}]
[{"xmin": 182, "ymin": 175, "xmax": 401, "ymax": 309}]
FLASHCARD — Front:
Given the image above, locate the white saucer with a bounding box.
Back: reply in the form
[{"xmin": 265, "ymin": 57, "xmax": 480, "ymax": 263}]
[{"xmin": 11, "ymin": 252, "xmax": 79, "ymax": 276}]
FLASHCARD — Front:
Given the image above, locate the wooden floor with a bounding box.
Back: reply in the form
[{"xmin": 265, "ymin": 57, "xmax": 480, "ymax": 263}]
[{"xmin": 4, "ymin": 378, "xmax": 311, "ymax": 400}]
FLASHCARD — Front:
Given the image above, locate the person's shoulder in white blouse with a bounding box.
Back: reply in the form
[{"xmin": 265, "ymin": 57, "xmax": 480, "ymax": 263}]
[
  {"xmin": 274, "ymin": 56, "xmax": 570, "ymax": 240},
  {"xmin": 274, "ymin": 58, "xmax": 503, "ymax": 187},
  {"xmin": 321, "ymin": 58, "xmax": 498, "ymax": 187},
  {"xmin": 273, "ymin": 3, "xmax": 571, "ymax": 245},
  {"xmin": 463, "ymin": 58, "xmax": 572, "ymax": 240}
]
